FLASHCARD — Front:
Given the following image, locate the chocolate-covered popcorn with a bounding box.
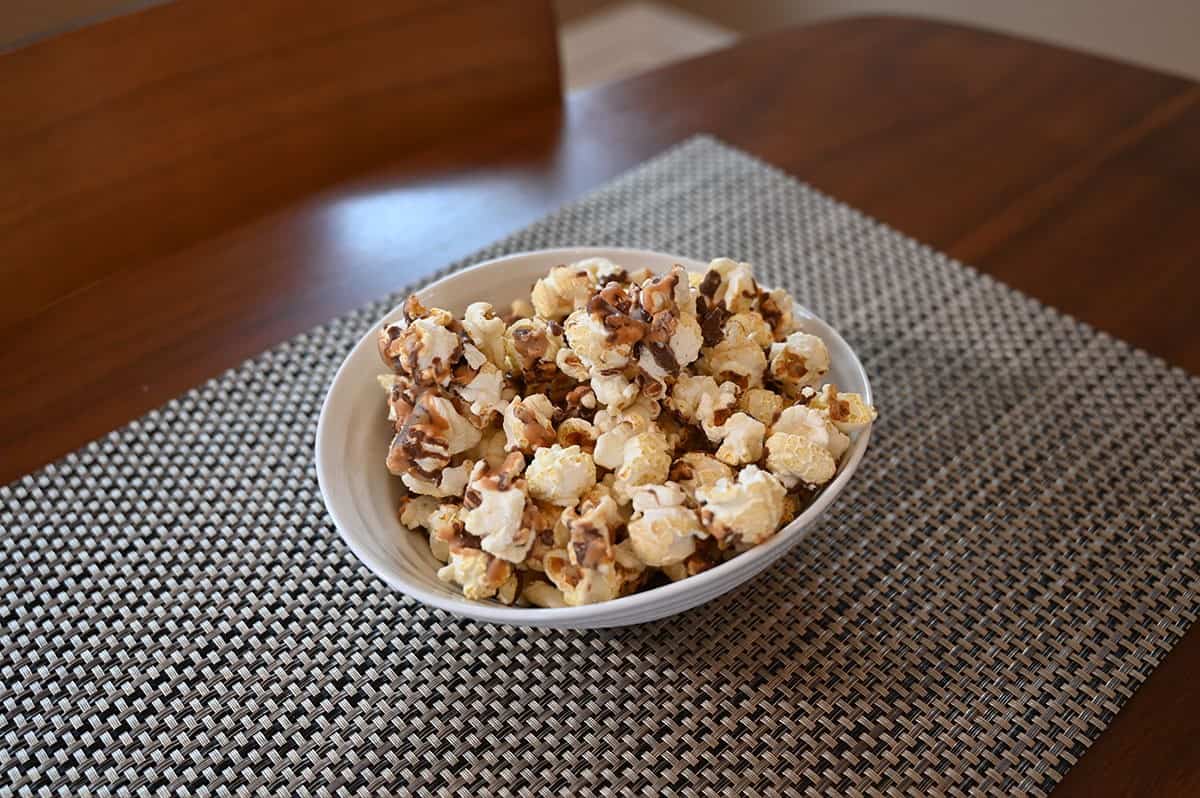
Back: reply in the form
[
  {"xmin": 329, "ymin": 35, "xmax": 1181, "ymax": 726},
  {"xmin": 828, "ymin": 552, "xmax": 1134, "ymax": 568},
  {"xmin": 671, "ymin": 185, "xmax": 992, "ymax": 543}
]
[{"xmin": 377, "ymin": 256, "xmax": 877, "ymax": 605}]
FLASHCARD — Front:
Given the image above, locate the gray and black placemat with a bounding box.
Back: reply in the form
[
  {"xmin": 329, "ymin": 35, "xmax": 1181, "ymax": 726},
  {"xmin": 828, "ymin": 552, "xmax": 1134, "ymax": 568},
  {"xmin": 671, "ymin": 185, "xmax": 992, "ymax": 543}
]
[{"xmin": 3, "ymin": 136, "xmax": 1198, "ymax": 797}]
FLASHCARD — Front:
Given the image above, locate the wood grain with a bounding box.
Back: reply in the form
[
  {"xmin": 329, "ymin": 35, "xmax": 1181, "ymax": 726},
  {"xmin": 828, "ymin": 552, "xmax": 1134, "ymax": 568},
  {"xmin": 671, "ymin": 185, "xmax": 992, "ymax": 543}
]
[
  {"xmin": 0, "ymin": 0, "xmax": 560, "ymax": 325},
  {"xmin": 2, "ymin": 14, "xmax": 1198, "ymax": 795}
]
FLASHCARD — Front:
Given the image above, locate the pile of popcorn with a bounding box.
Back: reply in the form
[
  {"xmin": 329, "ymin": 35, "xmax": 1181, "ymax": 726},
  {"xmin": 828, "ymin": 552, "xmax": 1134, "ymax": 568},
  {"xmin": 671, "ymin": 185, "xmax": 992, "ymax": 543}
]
[{"xmin": 377, "ymin": 257, "xmax": 876, "ymax": 607}]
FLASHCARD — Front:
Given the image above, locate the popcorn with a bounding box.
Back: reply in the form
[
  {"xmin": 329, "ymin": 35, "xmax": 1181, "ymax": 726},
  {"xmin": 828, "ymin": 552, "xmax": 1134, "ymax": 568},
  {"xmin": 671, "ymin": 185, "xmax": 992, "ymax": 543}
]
[
  {"xmin": 634, "ymin": 348, "xmax": 670, "ymax": 401},
  {"xmin": 562, "ymin": 491, "xmax": 624, "ymax": 569},
  {"xmin": 563, "ymin": 384, "xmax": 598, "ymax": 419},
  {"xmin": 466, "ymin": 425, "xmax": 509, "ymax": 470},
  {"xmin": 402, "ymin": 459, "xmax": 473, "ymax": 499},
  {"xmin": 612, "ymin": 431, "xmax": 673, "ymax": 504},
  {"xmin": 378, "ymin": 297, "xmax": 463, "ymax": 387},
  {"xmin": 375, "ymin": 256, "xmax": 877, "ymax": 606},
  {"xmin": 564, "ymin": 306, "xmax": 632, "ymax": 372},
  {"xmin": 739, "ymin": 387, "xmax": 784, "ymax": 426},
  {"xmin": 661, "ymin": 536, "xmax": 725, "ymax": 581},
  {"xmin": 768, "ymin": 332, "xmax": 830, "ymax": 396},
  {"xmin": 557, "ymin": 417, "xmax": 599, "ymax": 452},
  {"xmin": 772, "ymin": 404, "xmax": 849, "ymax": 460},
  {"xmin": 555, "ymin": 347, "xmax": 591, "ymax": 381},
  {"xmin": 698, "ymin": 258, "xmax": 760, "ymax": 314},
  {"xmin": 386, "ymin": 389, "xmax": 481, "ymax": 479},
  {"xmin": 538, "ymin": 486, "xmax": 649, "ymax": 605},
  {"xmin": 423, "ymin": 502, "xmax": 464, "ymax": 562},
  {"xmin": 452, "ymin": 361, "xmax": 506, "ymax": 424},
  {"xmin": 668, "ymin": 312, "xmax": 704, "ymax": 368},
  {"xmin": 506, "ymin": 298, "xmax": 535, "ymax": 322},
  {"xmin": 398, "ymin": 495, "xmax": 454, "ymax": 561},
  {"xmin": 627, "ymin": 482, "xmax": 705, "ymax": 566},
  {"xmin": 502, "ymin": 393, "xmax": 557, "ymax": 453},
  {"xmin": 463, "ymin": 302, "xmax": 507, "ymax": 368},
  {"xmin": 504, "ymin": 317, "xmax": 564, "ymax": 385},
  {"xmin": 463, "ymin": 453, "xmax": 533, "ymax": 563},
  {"xmin": 726, "ymin": 312, "xmax": 774, "ymax": 349},
  {"xmin": 713, "ymin": 412, "xmax": 766, "ymax": 467},
  {"xmin": 668, "ymin": 374, "xmax": 738, "ymax": 437},
  {"xmin": 809, "ymin": 384, "xmax": 878, "ymax": 432},
  {"xmin": 699, "ymin": 321, "xmax": 767, "ymax": 389},
  {"xmin": 780, "ymin": 493, "xmax": 804, "ymax": 526},
  {"xmin": 764, "ymin": 432, "xmax": 836, "ymax": 488},
  {"xmin": 698, "ymin": 382, "xmax": 741, "ymax": 441},
  {"xmin": 592, "ymin": 419, "xmax": 636, "ymax": 471},
  {"xmin": 531, "ymin": 264, "xmax": 597, "ymax": 320},
  {"xmin": 637, "ymin": 267, "xmax": 703, "ymax": 373},
  {"xmin": 757, "ymin": 288, "xmax": 794, "ymax": 339},
  {"xmin": 592, "ymin": 405, "xmax": 657, "ymax": 469},
  {"xmin": 522, "ymin": 579, "xmax": 567, "ymax": 608},
  {"xmin": 575, "ymin": 256, "xmax": 626, "ymax": 283},
  {"xmin": 590, "ymin": 370, "xmax": 640, "ymax": 412},
  {"xmin": 544, "ymin": 540, "xmax": 645, "ymax": 606},
  {"xmin": 697, "ymin": 465, "xmax": 787, "ymax": 547},
  {"xmin": 525, "ymin": 444, "xmax": 597, "ymax": 507},
  {"xmin": 655, "ymin": 411, "xmax": 691, "ymax": 454},
  {"xmin": 521, "ymin": 500, "xmax": 567, "ymax": 573},
  {"xmin": 437, "ymin": 548, "xmax": 518, "ymax": 603},
  {"xmin": 605, "ymin": 394, "xmax": 661, "ymax": 427},
  {"xmin": 669, "ymin": 452, "xmax": 734, "ymax": 498},
  {"xmin": 398, "ymin": 494, "xmax": 439, "ymax": 530}
]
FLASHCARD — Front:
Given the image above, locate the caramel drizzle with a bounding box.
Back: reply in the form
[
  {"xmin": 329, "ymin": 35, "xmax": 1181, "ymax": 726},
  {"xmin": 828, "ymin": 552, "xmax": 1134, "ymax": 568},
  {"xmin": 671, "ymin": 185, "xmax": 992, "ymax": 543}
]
[
  {"xmin": 588, "ymin": 284, "xmax": 649, "ymax": 346},
  {"xmin": 386, "ymin": 389, "xmax": 454, "ymax": 477},
  {"xmin": 512, "ymin": 403, "xmax": 556, "ymax": 449}
]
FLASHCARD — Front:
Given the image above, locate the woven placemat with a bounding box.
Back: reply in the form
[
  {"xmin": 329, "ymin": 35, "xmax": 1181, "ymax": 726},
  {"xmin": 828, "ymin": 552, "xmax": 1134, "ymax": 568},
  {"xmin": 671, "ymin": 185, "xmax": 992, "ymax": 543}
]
[{"xmin": 3, "ymin": 136, "xmax": 1199, "ymax": 797}]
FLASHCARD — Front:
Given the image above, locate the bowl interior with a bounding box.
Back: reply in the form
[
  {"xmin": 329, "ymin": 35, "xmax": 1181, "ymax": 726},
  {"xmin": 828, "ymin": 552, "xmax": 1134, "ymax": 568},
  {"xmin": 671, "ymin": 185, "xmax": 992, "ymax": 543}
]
[{"xmin": 316, "ymin": 248, "xmax": 872, "ymax": 627}]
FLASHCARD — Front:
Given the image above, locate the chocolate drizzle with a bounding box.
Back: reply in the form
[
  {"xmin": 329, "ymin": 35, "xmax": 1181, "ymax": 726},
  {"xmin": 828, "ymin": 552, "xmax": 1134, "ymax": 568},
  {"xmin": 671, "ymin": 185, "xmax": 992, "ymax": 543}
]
[
  {"xmin": 640, "ymin": 271, "xmax": 679, "ymax": 315},
  {"xmin": 385, "ymin": 389, "xmax": 453, "ymax": 477},
  {"xmin": 698, "ymin": 269, "xmax": 721, "ymax": 299},
  {"xmin": 512, "ymin": 403, "xmax": 556, "ymax": 449},
  {"xmin": 588, "ymin": 284, "xmax": 649, "ymax": 346},
  {"xmin": 571, "ymin": 522, "xmax": 609, "ymax": 569},
  {"xmin": 510, "ymin": 322, "xmax": 550, "ymax": 362},
  {"xmin": 757, "ymin": 289, "xmax": 786, "ymax": 335},
  {"xmin": 644, "ymin": 311, "xmax": 680, "ymax": 373},
  {"xmin": 696, "ymin": 296, "xmax": 731, "ymax": 347}
]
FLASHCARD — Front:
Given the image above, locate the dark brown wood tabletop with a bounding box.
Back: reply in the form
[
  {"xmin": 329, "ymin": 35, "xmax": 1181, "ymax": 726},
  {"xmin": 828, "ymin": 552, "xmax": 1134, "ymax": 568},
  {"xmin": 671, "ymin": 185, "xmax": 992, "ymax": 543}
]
[{"xmin": 2, "ymin": 13, "xmax": 1198, "ymax": 795}]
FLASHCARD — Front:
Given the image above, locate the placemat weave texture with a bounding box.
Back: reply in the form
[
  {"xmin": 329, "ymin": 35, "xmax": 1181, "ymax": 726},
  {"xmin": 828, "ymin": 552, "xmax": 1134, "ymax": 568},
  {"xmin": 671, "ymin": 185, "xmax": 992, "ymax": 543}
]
[{"xmin": 3, "ymin": 137, "xmax": 1199, "ymax": 797}]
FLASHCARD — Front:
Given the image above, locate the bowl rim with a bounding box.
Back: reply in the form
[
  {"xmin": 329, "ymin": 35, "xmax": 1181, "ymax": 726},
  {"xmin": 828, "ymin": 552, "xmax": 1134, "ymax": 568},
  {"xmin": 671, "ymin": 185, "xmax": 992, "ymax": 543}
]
[{"xmin": 316, "ymin": 246, "xmax": 873, "ymax": 626}]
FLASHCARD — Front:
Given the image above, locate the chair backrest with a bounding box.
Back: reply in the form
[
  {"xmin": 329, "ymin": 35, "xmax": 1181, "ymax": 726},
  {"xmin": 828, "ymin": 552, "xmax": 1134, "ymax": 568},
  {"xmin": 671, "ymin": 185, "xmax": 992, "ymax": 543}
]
[{"xmin": 0, "ymin": 0, "xmax": 561, "ymax": 327}]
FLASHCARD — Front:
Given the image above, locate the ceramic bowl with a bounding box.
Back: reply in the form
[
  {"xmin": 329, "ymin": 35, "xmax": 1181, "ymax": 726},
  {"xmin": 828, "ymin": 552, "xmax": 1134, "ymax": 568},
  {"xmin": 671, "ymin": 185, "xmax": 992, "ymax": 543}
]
[{"xmin": 316, "ymin": 248, "xmax": 872, "ymax": 628}]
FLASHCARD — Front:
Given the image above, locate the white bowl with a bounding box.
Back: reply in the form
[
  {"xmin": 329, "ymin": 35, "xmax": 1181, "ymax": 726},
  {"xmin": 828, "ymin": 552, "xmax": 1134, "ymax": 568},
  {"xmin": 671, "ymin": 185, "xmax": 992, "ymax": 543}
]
[{"xmin": 316, "ymin": 247, "xmax": 873, "ymax": 629}]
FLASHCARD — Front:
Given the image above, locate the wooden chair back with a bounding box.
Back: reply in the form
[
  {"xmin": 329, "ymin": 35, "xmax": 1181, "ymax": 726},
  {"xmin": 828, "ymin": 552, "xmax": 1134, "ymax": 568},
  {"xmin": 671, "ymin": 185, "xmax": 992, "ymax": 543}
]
[{"xmin": 0, "ymin": 0, "xmax": 561, "ymax": 326}]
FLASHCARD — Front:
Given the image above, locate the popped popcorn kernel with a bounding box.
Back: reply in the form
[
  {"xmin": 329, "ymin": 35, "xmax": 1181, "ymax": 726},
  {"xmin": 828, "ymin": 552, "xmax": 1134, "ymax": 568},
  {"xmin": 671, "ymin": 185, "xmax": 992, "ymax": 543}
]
[
  {"xmin": 531, "ymin": 264, "xmax": 597, "ymax": 320},
  {"xmin": 437, "ymin": 547, "xmax": 517, "ymax": 602},
  {"xmin": 768, "ymin": 331, "xmax": 830, "ymax": 396},
  {"xmin": 764, "ymin": 432, "xmax": 837, "ymax": 488},
  {"xmin": 697, "ymin": 465, "xmax": 786, "ymax": 548},
  {"xmin": 628, "ymin": 482, "xmax": 705, "ymax": 567},
  {"xmin": 502, "ymin": 393, "xmax": 557, "ymax": 453},
  {"xmin": 526, "ymin": 444, "xmax": 598, "ymax": 507},
  {"xmin": 463, "ymin": 453, "xmax": 532, "ymax": 563},
  {"xmin": 377, "ymin": 255, "xmax": 875, "ymax": 606},
  {"xmin": 809, "ymin": 384, "xmax": 878, "ymax": 432},
  {"xmin": 740, "ymin": 387, "xmax": 784, "ymax": 426}
]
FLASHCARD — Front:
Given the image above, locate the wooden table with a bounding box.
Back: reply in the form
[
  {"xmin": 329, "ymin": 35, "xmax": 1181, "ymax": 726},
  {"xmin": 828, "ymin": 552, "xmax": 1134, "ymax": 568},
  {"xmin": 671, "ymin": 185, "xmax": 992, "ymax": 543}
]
[{"xmin": 3, "ymin": 15, "xmax": 1197, "ymax": 795}]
